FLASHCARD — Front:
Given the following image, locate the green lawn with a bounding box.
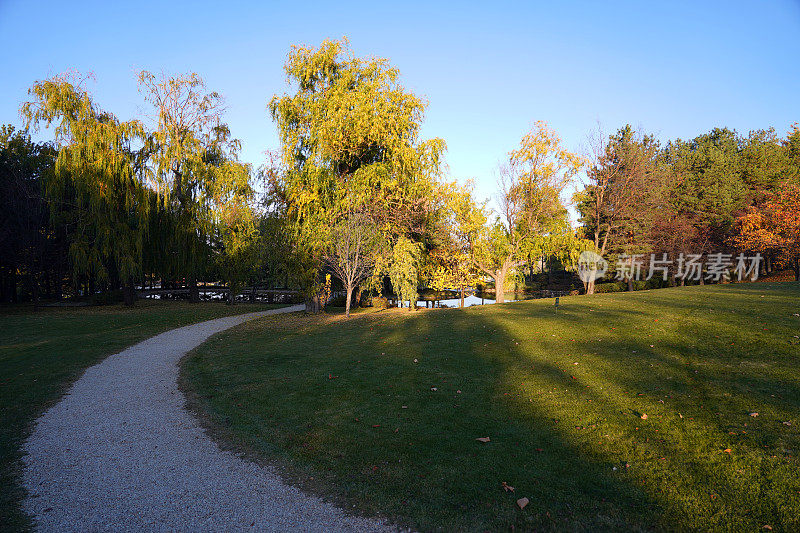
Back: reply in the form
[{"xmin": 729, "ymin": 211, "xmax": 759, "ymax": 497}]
[
  {"xmin": 0, "ymin": 300, "xmax": 282, "ymax": 531},
  {"xmin": 183, "ymin": 283, "xmax": 800, "ymax": 532}
]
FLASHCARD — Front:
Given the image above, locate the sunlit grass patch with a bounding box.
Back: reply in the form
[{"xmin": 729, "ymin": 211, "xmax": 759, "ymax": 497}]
[{"xmin": 183, "ymin": 283, "xmax": 800, "ymax": 531}]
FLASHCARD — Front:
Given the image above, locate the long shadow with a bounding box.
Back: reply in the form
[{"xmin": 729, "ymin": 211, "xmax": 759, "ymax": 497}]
[
  {"xmin": 189, "ymin": 307, "xmax": 659, "ymax": 531},
  {"xmin": 478, "ymin": 287, "xmax": 800, "ymax": 531},
  {"xmin": 185, "ymin": 285, "xmax": 799, "ymax": 531}
]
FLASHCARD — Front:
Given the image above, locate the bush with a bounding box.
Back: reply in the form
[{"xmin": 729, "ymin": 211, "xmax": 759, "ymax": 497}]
[
  {"xmin": 91, "ymin": 289, "xmax": 123, "ymax": 305},
  {"xmin": 328, "ymin": 294, "xmax": 347, "ymax": 308},
  {"xmin": 594, "ymin": 282, "xmax": 625, "ymax": 293},
  {"xmin": 371, "ymin": 295, "xmax": 390, "ymax": 309},
  {"xmin": 595, "ymin": 280, "xmax": 656, "ymax": 293}
]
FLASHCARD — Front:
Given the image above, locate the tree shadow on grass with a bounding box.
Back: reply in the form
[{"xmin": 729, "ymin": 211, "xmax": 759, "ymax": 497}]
[
  {"xmin": 189, "ymin": 308, "xmax": 658, "ymax": 531},
  {"xmin": 184, "ymin": 285, "xmax": 799, "ymax": 531},
  {"xmin": 481, "ymin": 289, "xmax": 800, "ymax": 531}
]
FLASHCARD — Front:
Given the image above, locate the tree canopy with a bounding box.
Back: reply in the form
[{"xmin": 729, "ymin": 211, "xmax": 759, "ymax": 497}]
[{"xmin": 4, "ymin": 40, "xmax": 798, "ymax": 306}]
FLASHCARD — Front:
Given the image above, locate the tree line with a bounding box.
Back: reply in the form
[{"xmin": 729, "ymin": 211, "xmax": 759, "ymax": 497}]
[{"xmin": 2, "ymin": 38, "xmax": 798, "ymax": 310}]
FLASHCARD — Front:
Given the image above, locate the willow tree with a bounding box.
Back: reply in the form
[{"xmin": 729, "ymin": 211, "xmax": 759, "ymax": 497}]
[
  {"xmin": 21, "ymin": 76, "xmax": 149, "ymax": 305},
  {"xmin": 388, "ymin": 235, "xmax": 423, "ymax": 310},
  {"xmin": 211, "ymin": 159, "xmax": 260, "ymax": 303},
  {"xmin": 138, "ymin": 71, "xmax": 230, "ymax": 301},
  {"xmin": 269, "ymin": 38, "xmax": 445, "ymax": 310},
  {"xmin": 473, "ymin": 121, "xmax": 582, "ymax": 303},
  {"xmin": 426, "ymin": 181, "xmax": 483, "ymax": 307}
]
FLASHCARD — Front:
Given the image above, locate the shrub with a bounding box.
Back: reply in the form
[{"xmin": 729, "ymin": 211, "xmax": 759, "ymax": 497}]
[
  {"xmin": 91, "ymin": 289, "xmax": 123, "ymax": 305},
  {"xmin": 594, "ymin": 282, "xmax": 625, "ymax": 293},
  {"xmin": 328, "ymin": 294, "xmax": 347, "ymax": 308},
  {"xmin": 371, "ymin": 295, "xmax": 390, "ymax": 309}
]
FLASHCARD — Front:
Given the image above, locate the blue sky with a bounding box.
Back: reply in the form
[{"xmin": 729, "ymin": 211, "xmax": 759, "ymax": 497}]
[{"xmin": 1, "ymin": 0, "xmax": 799, "ymax": 207}]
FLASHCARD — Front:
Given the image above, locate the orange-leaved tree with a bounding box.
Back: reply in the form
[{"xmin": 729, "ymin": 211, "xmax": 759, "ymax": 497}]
[{"xmin": 734, "ymin": 180, "xmax": 800, "ymax": 280}]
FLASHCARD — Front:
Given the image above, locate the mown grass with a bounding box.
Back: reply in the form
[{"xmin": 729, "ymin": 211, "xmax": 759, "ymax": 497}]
[
  {"xmin": 183, "ymin": 283, "xmax": 800, "ymax": 531},
  {"xmin": 0, "ymin": 300, "xmax": 282, "ymax": 531}
]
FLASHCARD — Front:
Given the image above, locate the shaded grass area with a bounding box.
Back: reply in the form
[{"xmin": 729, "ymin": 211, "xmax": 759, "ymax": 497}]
[
  {"xmin": 183, "ymin": 283, "xmax": 800, "ymax": 531},
  {"xmin": 0, "ymin": 301, "xmax": 282, "ymax": 531}
]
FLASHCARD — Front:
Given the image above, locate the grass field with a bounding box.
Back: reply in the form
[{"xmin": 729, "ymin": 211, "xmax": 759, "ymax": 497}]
[
  {"xmin": 183, "ymin": 283, "xmax": 800, "ymax": 531},
  {"xmin": 0, "ymin": 300, "xmax": 282, "ymax": 531}
]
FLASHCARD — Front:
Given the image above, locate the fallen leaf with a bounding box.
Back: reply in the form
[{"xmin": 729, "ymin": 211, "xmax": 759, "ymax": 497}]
[
  {"xmin": 501, "ymin": 481, "xmax": 515, "ymax": 492},
  {"xmin": 750, "ymin": 412, "xmax": 759, "ymax": 417},
  {"xmin": 723, "ymin": 448, "xmax": 732, "ymax": 453},
  {"xmin": 476, "ymin": 437, "xmax": 491, "ymax": 443},
  {"xmin": 431, "ymin": 387, "xmax": 438, "ymax": 391},
  {"xmin": 516, "ymin": 497, "xmax": 529, "ymax": 510},
  {"xmin": 641, "ymin": 414, "xmax": 648, "ymax": 420}
]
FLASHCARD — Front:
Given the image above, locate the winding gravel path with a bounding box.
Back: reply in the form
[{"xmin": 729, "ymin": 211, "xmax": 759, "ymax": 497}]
[{"xmin": 23, "ymin": 305, "xmax": 391, "ymax": 532}]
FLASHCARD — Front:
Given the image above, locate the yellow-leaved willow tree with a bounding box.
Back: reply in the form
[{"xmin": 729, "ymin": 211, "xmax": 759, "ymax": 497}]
[
  {"xmin": 23, "ymin": 71, "xmax": 260, "ymax": 305},
  {"xmin": 22, "ymin": 75, "xmax": 150, "ymax": 306},
  {"xmin": 269, "ymin": 38, "xmax": 446, "ymax": 312},
  {"xmin": 472, "ymin": 121, "xmax": 587, "ymax": 303},
  {"xmin": 425, "ymin": 180, "xmax": 484, "ymax": 308}
]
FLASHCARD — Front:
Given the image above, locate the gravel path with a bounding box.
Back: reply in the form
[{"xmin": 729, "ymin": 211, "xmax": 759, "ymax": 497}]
[{"xmin": 22, "ymin": 306, "xmax": 391, "ymax": 532}]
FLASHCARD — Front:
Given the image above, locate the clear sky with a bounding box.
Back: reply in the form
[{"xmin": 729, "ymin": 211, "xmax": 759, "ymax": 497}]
[{"xmin": 1, "ymin": 0, "xmax": 799, "ymax": 207}]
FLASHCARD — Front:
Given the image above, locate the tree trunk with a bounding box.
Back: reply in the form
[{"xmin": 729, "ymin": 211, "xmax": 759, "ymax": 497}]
[
  {"xmin": 793, "ymin": 257, "xmax": 799, "ymax": 281},
  {"xmin": 188, "ymin": 277, "xmax": 200, "ymax": 303},
  {"xmin": 627, "ymin": 255, "xmax": 634, "ymax": 291},
  {"xmin": 31, "ymin": 270, "xmax": 39, "ymax": 311},
  {"xmin": 459, "ymin": 284, "xmax": 465, "ymax": 308},
  {"xmin": 546, "ymin": 257, "xmax": 552, "ymax": 288},
  {"xmin": 123, "ymin": 279, "xmax": 137, "ymax": 306},
  {"xmin": 0, "ymin": 268, "xmax": 8, "ymax": 303},
  {"xmin": 11, "ymin": 269, "xmax": 19, "ymax": 303},
  {"xmin": 586, "ymin": 278, "xmax": 596, "ymax": 295},
  {"xmin": 495, "ymin": 271, "xmax": 505, "ymax": 304},
  {"xmin": 305, "ymin": 293, "xmax": 323, "ymax": 313},
  {"xmin": 227, "ymin": 282, "xmax": 236, "ymax": 305},
  {"xmin": 345, "ymin": 284, "xmax": 353, "ymax": 317}
]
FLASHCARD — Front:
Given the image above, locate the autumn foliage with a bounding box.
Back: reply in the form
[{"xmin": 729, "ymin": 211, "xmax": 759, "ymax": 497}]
[{"xmin": 734, "ymin": 180, "xmax": 800, "ymax": 280}]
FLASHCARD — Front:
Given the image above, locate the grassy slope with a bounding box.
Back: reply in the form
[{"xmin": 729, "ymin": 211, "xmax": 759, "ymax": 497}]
[
  {"xmin": 183, "ymin": 284, "xmax": 800, "ymax": 532},
  {"xmin": 0, "ymin": 301, "xmax": 281, "ymax": 531}
]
